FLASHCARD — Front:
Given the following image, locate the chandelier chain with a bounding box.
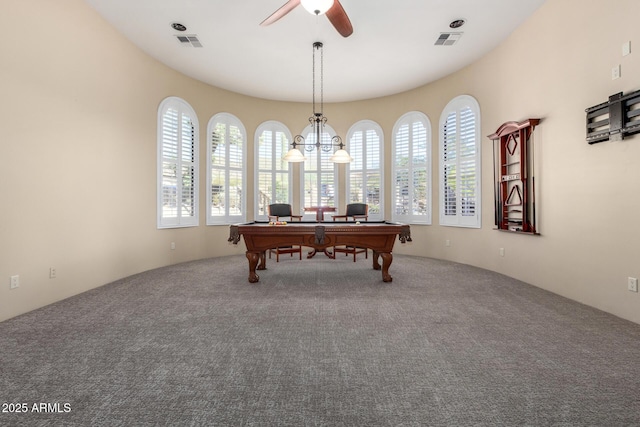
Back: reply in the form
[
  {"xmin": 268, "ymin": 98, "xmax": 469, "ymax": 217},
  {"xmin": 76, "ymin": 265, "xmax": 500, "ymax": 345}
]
[
  {"xmin": 312, "ymin": 42, "xmax": 316, "ymax": 114},
  {"xmin": 320, "ymin": 42, "xmax": 323, "ymax": 116}
]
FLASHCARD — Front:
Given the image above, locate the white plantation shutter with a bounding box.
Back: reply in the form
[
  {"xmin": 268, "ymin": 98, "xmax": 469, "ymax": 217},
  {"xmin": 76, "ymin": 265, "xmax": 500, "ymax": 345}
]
[
  {"xmin": 300, "ymin": 124, "xmax": 338, "ymax": 214},
  {"xmin": 442, "ymin": 112, "xmax": 458, "ymax": 217},
  {"xmin": 157, "ymin": 97, "xmax": 199, "ymax": 228},
  {"xmin": 346, "ymin": 121, "xmax": 383, "ymax": 220},
  {"xmin": 255, "ymin": 121, "xmax": 292, "ymax": 221},
  {"xmin": 207, "ymin": 113, "xmax": 246, "ymax": 225},
  {"xmin": 439, "ymin": 95, "xmax": 481, "ymax": 227},
  {"xmin": 459, "ymin": 107, "xmax": 477, "ymax": 217},
  {"xmin": 392, "ymin": 112, "xmax": 431, "ymax": 224}
]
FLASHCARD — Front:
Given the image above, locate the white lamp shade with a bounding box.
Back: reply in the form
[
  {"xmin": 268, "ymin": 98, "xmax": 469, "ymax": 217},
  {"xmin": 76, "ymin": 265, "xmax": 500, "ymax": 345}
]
[
  {"xmin": 329, "ymin": 149, "xmax": 352, "ymax": 163},
  {"xmin": 283, "ymin": 148, "xmax": 306, "ymax": 162},
  {"xmin": 301, "ymin": 0, "xmax": 334, "ymax": 15}
]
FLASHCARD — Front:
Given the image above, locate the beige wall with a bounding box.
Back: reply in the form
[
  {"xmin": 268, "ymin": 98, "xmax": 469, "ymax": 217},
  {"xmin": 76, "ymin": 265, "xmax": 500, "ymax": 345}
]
[{"xmin": 2, "ymin": 0, "xmax": 639, "ymax": 323}]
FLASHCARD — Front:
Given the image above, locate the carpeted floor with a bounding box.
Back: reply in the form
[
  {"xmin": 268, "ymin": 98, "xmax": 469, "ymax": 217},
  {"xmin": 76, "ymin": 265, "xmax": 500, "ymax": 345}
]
[{"xmin": 1, "ymin": 254, "xmax": 640, "ymax": 426}]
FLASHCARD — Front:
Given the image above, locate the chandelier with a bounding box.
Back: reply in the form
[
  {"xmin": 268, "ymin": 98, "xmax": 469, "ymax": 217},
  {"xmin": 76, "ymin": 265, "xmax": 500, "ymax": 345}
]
[{"xmin": 284, "ymin": 41, "xmax": 352, "ymax": 163}]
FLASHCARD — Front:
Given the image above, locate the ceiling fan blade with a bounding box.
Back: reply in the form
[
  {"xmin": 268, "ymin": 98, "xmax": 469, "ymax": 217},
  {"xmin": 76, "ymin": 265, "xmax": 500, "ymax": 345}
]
[
  {"xmin": 325, "ymin": 0, "xmax": 353, "ymax": 37},
  {"xmin": 260, "ymin": 0, "xmax": 301, "ymax": 26}
]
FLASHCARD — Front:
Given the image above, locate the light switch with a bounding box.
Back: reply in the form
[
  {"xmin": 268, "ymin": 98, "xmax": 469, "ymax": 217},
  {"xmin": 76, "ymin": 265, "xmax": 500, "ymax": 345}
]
[{"xmin": 622, "ymin": 41, "xmax": 631, "ymax": 56}]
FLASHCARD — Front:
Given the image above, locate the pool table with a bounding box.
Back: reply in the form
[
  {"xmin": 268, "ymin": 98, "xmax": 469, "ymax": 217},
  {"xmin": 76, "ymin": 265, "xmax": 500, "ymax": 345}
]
[{"xmin": 228, "ymin": 221, "xmax": 412, "ymax": 283}]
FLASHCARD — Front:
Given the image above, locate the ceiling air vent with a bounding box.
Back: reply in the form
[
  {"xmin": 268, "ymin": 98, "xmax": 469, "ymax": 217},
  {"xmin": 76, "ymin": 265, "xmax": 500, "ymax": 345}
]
[
  {"xmin": 176, "ymin": 35, "xmax": 203, "ymax": 48},
  {"xmin": 435, "ymin": 32, "xmax": 462, "ymax": 46}
]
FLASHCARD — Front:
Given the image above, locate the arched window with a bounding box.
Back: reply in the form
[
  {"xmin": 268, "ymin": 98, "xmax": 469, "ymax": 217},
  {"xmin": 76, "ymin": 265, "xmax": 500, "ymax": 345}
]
[
  {"xmin": 439, "ymin": 95, "xmax": 481, "ymax": 228},
  {"xmin": 299, "ymin": 123, "xmax": 339, "ymax": 217},
  {"xmin": 207, "ymin": 113, "xmax": 246, "ymax": 225},
  {"xmin": 255, "ymin": 121, "xmax": 293, "ymax": 221},
  {"xmin": 391, "ymin": 111, "xmax": 431, "ymax": 224},
  {"xmin": 157, "ymin": 96, "xmax": 199, "ymax": 229},
  {"xmin": 346, "ymin": 120, "xmax": 384, "ymax": 220}
]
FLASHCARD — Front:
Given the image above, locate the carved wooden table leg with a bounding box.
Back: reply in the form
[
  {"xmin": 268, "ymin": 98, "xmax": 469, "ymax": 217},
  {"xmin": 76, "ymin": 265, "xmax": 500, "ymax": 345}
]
[
  {"xmin": 258, "ymin": 251, "xmax": 266, "ymax": 270},
  {"xmin": 372, "ymin": 251, "xmax": 381, "ymax": 270},
  {"xmin": 380, "ymin": 252, "xmax": 393, "ymax": 282},
  {"xmin": 246, "ymin": 252, "xmax": 260, "ymax": 283}
]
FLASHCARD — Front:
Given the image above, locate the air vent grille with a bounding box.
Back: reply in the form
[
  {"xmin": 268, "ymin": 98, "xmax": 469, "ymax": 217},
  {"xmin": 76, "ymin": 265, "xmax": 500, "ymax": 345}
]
[
  {"xmin": 176, "ymin": 35, "xmax": 203, "ymax": 48},
  {"xmin": 435, "ymin": 32, "xmax": 462, "ymax": 46}
]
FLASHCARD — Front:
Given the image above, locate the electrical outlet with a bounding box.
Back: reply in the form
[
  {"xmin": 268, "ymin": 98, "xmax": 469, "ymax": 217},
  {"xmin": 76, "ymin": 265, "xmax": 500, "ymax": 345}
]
[
  {"xmin": 499, "ymin": 248, "xmax": 505, "ymax": 257},
  {"xmin": 612, "ymin": 64, "xmax": 621, "ymax": 80},
  {"xmin": 10, "ymin": 275, "xmax": 19, "ymax": 289},
  {"xmin": 628, "ymin": 277, "xmax": 638, "ymax": 293},
  {"xmin": 49, "ymin": 267, "xmax": 56, "ymax": 279},
  {"xmin": 170, "ymin": 242, "xmax": 176, "ymax": 250},
  {"xmin": 445, "ymin": 239, "xmax": 450, "ymax": 247}
]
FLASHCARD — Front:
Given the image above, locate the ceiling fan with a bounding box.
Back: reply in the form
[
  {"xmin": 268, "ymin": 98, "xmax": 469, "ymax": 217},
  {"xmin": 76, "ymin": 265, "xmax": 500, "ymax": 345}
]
[{"xmin": 260, "ymin": 0, "xmax": 353, "ymax": 38}]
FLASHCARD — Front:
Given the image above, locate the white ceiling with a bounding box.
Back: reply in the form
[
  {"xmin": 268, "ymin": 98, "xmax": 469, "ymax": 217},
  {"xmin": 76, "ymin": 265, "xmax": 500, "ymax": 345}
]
[{"xmin": 84, "ymin": 0, "xmax": 546, "ymax": 103}]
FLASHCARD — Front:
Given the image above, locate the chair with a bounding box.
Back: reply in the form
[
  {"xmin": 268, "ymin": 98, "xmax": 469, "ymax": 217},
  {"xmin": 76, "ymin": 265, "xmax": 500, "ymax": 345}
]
[
  {"xmin": 332, "ymin": 203, "xmax": 368, "ymax": 222},
  {"xmin": 333, "ymin": 203, "xmax": 369, "ymax": 262},
  {"xmin": 267, "ymin": 204, "xmax": 303, "ymax": 262}
]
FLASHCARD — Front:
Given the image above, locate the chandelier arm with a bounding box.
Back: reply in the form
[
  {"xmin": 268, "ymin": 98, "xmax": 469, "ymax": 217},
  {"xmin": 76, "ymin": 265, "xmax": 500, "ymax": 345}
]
[{"xmin": 293, "ymin": 134, "xmax": 305, "ymax": 146}]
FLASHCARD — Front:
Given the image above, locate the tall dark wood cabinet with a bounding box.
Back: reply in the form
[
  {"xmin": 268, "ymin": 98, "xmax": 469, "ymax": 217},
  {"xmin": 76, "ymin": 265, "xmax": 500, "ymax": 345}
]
[{"xmin": 488, "ymin": 119, "xmax": 540, "ymax": 234}]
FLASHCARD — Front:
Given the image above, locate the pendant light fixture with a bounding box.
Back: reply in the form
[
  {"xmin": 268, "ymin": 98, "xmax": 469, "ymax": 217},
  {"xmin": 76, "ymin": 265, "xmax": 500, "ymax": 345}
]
[{"xmin": 284, "ymin": 41, "xmax": 352, "ymax": 164}]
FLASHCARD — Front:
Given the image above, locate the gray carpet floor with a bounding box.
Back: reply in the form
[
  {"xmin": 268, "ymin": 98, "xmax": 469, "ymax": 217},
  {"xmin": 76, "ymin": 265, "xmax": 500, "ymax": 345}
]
[{"xmin": 1, "ymin": 254, "xmax": 640, "ymax": 426}]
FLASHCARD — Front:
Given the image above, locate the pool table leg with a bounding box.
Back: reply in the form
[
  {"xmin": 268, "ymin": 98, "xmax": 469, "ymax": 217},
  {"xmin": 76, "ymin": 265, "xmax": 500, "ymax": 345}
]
[
  {"xmin": 372, "ymin": 251, "xmax": 381, "ymax": 270},
  {"xmin": 380, "ymin": 252, "xmax": 393, "ymax": 282},
  {"xmin": 246, "ymin": 251, "xmax": 261, "ymax": 283},
  {"xmin": 258, "ymin": 251, "xmax": 266, "ymax": 270},
  {"xmin": 372, "ymin": 251, "xmax": 393, "ymax": 282}
]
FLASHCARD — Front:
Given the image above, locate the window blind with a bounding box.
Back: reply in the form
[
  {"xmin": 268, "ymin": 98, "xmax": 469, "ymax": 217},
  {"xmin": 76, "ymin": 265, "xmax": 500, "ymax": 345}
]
[
  {"xmin": 158, "ymin": 98, "xmax": 199, "ymax": 228},
  {"xmin": 207, "ymin": 113, "xmax": 246, "ymax": 224},
  {"xmin": 392, "ymin": 113, "xmax": 430, "ymax": 224},
  {"xmin": 302, "ymin": 126, "xmax": 337, "ymax": 211},
  {"xmin": 255, "ymin": 124, "xmax": 291, "ymax": 220},
  {"xmin": 346, "ymin": 122, "xmax": 383, "ymax": 220},
  {"xmin": 439, "ymin": 96, "xmax": 481, "ymax": 227}
]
